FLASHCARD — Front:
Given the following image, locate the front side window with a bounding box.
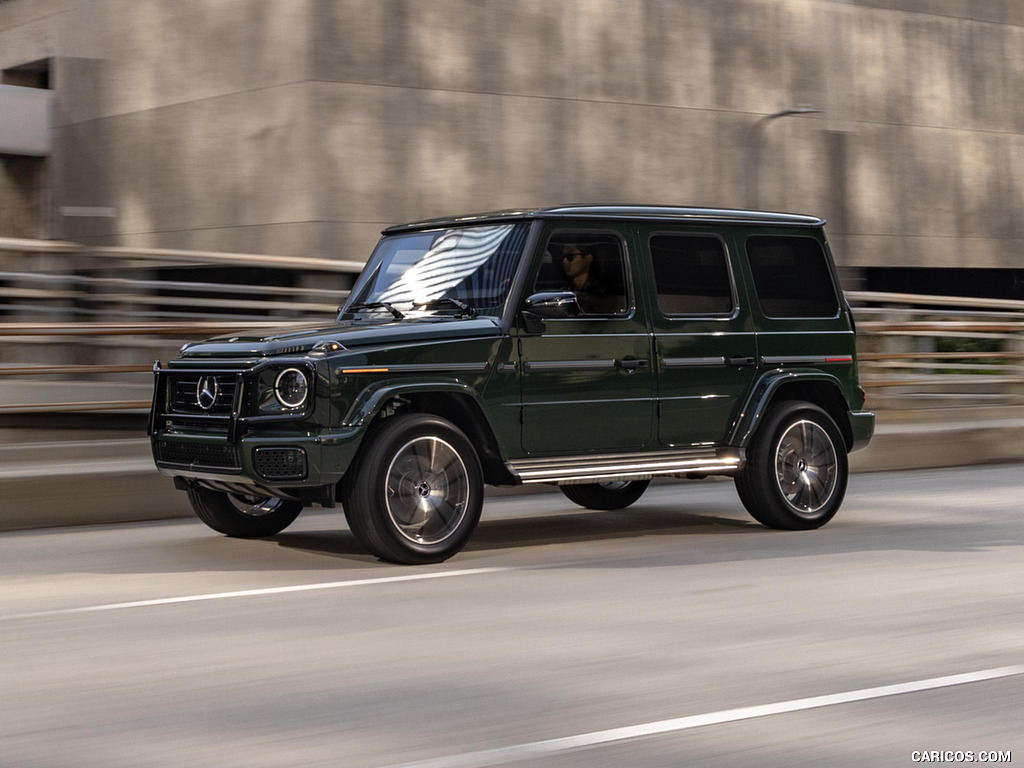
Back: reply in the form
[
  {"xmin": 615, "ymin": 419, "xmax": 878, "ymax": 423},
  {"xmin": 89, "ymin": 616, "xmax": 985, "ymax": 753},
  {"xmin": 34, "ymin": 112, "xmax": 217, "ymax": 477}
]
[
  {"xmin": 344, "ymin": 223, "xmax": 529, "ymax": 316},
  {"xmin": 650, "ymin": 234, "xmax": 734, "ymax": 316},
  {"xmin": 746, "ymin": 235, "xmax": 839, "ymax": 318},
  {"xmin": 532, "ymin": 232, "xmax": 629, "ymax": 316}
]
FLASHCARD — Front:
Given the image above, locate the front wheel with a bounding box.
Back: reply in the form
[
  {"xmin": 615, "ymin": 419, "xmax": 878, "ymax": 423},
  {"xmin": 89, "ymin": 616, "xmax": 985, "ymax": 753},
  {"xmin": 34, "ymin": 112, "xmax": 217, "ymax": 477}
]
[
  {"xmin": 559, "ymin": 479, "xmax": 650, "ymax": 510},
  {"xmin": 735, "ymin": 401, "xmax": 848, "ymax": 530},
  {"xmin": 187, "ymin": 486, "xmax": 303, "ymax": 538},
  {"xmin": 343, "ymin": 414, "xmax": 484, "ymax": 565}
]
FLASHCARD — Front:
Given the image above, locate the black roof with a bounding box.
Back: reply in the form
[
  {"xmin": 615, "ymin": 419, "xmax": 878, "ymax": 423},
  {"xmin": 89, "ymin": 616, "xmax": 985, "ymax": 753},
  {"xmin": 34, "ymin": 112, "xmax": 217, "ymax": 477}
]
[{"xmin": 383, "ymin": 204, "xmax": 826, "ymax": 234}]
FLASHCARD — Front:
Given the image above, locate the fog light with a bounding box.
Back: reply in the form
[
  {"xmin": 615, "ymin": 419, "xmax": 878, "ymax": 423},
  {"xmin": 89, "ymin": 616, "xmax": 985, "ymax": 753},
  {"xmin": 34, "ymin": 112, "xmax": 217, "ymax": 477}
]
[{"xmin": 254, "ymin": 447, "xmax": 307, "ymax": 480}]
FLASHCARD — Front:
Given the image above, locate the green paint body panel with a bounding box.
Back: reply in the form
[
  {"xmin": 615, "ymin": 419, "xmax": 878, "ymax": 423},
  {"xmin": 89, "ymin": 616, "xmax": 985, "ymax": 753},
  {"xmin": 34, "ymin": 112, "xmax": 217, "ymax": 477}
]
[{"xmin": 149, "ymin": 205, "xmax": 874, "ymax": 500}]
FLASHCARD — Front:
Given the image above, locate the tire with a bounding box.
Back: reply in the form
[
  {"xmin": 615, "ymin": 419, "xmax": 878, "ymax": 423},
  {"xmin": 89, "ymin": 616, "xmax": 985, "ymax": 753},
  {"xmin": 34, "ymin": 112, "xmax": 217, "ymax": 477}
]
[
  {"xmin": 559, "ymin": 479, "xmax": 650, "ymax": 510},
  {"xmin": 187, "ymin": 486, "xmax": 303, "ymax": 538},
  {"xmin": 342, "ymin": 414, "xmax": 484, "ymax": 565},
  {"xmin": 735, "ymin": 401, "xmax": 848, "ymax": 530}
]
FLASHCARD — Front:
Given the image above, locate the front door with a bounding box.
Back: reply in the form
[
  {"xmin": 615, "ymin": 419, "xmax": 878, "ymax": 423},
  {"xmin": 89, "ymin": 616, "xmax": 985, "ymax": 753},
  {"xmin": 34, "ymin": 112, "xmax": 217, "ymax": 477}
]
[{"xmin": 518, "ymin": 227, "xmax": 654, "ymax": 454}]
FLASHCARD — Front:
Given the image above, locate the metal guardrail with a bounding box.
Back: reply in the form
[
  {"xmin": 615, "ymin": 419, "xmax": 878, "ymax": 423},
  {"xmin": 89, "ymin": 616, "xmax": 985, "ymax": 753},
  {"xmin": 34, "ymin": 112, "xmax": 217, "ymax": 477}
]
[
  {"xmin": 0, "ymin": 237, "xmax": 361, "ymax": 415},
  {"xmin": 847, "ymin": 290, "xmax": 1024, "ymax": 411},
  {"xmin": 1, "ymin": 238, "xmax": 1023, "ymax": 416}
]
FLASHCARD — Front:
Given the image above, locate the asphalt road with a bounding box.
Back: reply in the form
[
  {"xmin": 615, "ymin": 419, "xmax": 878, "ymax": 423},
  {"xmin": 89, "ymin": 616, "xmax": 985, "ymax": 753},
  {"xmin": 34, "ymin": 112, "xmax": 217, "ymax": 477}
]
[{"xmin": 2, "ymin": 466, "xmax": 1022, "ymax": 768}]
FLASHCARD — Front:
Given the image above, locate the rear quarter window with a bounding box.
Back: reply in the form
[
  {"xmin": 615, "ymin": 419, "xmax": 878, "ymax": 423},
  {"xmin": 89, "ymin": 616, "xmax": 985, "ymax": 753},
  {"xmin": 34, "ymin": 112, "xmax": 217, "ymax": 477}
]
[{"xmin": 746, "ymin": 235, "xmax": 839, "ymax": 318}]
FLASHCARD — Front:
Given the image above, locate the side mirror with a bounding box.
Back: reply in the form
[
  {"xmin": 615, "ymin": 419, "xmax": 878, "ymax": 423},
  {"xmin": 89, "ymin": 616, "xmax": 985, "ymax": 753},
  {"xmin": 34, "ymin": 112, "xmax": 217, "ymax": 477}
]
[
  {"xmin": 524, "ymin": 291, "xmax": 580, "ymax": 318},
  {"xmin": 521, "ymin": 291, "xmax": 580, "ymax": 334}
]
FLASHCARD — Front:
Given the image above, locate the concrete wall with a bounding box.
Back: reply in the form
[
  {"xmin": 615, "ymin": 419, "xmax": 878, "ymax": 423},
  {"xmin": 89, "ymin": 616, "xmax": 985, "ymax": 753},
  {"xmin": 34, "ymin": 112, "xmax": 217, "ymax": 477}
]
[{"xmin": 2, "ymin": 0, "xmax": 1024, "ymax": 271}]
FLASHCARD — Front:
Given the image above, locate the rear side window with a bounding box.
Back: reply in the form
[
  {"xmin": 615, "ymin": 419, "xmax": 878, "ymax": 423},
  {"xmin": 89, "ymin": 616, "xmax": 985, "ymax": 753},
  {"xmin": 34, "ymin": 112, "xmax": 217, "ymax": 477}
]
[
  {"xmin": 746, "ymin": 235, "xmax": 839, "ymax": 318},
  {"xmin": 650, "ymin": 234, "xmax": 733, "ymax": 316}
]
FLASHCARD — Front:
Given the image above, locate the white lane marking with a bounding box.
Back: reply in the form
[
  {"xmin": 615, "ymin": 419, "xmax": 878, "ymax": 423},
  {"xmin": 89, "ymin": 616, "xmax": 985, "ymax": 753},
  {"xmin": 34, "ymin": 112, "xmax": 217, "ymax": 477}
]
[
  {"xmin": 4, "ymin": 567, "xmax": 511, "ymax": 620},
  {"xmin": 387, "ymin": 665, "xmax": 1024, "ymax": 768}
]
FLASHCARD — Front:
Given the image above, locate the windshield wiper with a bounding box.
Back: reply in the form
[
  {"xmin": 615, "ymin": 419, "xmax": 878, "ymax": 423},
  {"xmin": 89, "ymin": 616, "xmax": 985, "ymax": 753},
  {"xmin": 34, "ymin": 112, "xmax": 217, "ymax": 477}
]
[
  {"xmin": 414, "ymin": 296, "xmax": 476, "ymax": 318},
  {"xmin": 346, "ymin": 301, "xmax": 405, "ymax": 320}
]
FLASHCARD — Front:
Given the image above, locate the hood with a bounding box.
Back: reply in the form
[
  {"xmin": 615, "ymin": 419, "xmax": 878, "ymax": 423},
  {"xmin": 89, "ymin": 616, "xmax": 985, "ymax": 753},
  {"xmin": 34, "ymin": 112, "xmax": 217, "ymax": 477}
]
[{"xmin": 180, "ymin": 316, "xmax": 503, "ymax": 358}]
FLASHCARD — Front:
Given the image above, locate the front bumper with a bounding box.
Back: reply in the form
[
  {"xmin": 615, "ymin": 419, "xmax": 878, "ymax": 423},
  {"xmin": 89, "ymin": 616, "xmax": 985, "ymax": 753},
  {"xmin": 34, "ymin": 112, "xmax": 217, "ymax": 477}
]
[{"xmin": 151, "ymin": 426, "xmax": 365, "ymax": 491}]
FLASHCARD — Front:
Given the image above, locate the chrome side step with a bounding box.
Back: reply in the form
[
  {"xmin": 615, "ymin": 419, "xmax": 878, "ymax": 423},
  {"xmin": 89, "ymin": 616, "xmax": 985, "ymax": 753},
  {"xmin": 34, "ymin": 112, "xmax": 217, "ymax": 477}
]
[{"xmin": 507, "ymin": 448, "xmax": 743, "ymax": 485}]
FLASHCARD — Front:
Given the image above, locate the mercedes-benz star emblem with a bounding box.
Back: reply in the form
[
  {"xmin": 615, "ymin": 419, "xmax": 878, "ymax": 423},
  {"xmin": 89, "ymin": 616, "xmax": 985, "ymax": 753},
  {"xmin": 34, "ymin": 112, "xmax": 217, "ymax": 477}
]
[{"xmin": 196, "ymin": 375, "xmax": 220, "ymax": 411}]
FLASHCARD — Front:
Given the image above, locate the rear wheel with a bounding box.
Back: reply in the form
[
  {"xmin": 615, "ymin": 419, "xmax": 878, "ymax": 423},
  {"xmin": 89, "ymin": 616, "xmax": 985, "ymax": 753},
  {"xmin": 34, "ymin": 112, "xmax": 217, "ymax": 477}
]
[
  {"xmin": 187, "ymin": 486, "xmax": 302, "ymax": 538},
  {"xmin": 559, "ymin": 479, "xmax": 650, "ymax": 510},
  {"xmin": 735, "ymin": 401, "xmax": 847, "ymax": 530},
  {"xmin": 343, "ymin": 414, "xmax": 483, "ymax": 564}
]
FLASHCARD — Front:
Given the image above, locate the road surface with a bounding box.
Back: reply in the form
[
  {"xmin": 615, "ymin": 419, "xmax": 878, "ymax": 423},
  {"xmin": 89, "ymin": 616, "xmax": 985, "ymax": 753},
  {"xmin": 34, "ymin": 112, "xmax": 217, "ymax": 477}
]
[{"xmin": 2, "ymin": 466, "xmax": 1021, "ymax": 767}]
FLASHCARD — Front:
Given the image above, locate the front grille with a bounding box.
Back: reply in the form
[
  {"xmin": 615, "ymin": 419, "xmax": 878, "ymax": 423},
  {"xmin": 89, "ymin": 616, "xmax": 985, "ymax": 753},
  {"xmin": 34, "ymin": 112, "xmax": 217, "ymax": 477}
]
[
  {"xmin": 170, "ymin": 374, "xmax": 238, "ymax": 415},
  {"xmin": 151, "ymin": 364, "xmax": 312, "ymax": 443},
  {"xmin": 155, "ymin": 441, "xmax": 242, "ymax": 471},
  {"xmin": 254, "ymin": 447, "xmax": 307, "ymax": 481}
]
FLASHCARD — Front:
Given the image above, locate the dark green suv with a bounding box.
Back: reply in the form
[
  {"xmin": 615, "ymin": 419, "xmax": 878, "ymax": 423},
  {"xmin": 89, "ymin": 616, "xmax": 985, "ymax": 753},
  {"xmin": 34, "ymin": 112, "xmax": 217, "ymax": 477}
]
[{"xmin": 149, "ymin": 205, "xmax": 874, "ymax": 564}]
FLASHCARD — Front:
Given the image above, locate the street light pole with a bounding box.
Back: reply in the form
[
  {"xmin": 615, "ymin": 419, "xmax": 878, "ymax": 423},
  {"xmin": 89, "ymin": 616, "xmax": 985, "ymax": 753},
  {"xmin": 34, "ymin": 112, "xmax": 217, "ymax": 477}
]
[{"xmin": 745, "ymin": 107, "xmax": 821, "ymax": 210}]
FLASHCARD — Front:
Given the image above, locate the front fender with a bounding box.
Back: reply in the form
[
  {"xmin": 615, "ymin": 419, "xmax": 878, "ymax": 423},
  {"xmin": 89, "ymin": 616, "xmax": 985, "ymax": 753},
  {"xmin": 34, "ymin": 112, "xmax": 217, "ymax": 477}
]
[
  {"xmin": 729, "ymin": 369, "xmax": 849, "ymax": 449},
  {"xmin": 342, "ymin": 378, "xmax": 489, "ymax": 428}
]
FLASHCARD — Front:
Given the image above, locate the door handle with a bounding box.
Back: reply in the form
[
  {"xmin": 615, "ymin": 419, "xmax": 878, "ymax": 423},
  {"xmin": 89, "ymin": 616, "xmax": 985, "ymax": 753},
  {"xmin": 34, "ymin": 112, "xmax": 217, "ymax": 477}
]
[
  {"xmin": 617, "ymin": 357, "xmax": 649, "ymax": 372},
  {"xmin": 725, "ymin": 356, "xmax": 756, "ymax": 367}
]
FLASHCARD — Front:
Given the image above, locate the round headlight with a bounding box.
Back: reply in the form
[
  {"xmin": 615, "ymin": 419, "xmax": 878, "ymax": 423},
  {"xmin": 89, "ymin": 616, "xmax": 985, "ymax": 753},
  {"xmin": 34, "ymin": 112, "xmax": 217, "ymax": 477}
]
[{"xmin": 274, "ymin": 368, "xmax": 309, "ymax": 409}]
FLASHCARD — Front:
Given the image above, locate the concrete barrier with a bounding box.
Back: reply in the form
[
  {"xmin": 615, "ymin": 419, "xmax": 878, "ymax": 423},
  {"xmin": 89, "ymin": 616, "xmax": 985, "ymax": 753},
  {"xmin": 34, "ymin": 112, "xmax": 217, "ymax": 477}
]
[
  {"xmin": 0, "ymin": 416, "xmax": 1021, "ymax": 531},
  {"xmin": 848, "ymin": 417, "xmax": 1024, "ymax": 473},
  {"xmin": 0, "ymin": 437, "xmax": 192, "ymax": 530}
]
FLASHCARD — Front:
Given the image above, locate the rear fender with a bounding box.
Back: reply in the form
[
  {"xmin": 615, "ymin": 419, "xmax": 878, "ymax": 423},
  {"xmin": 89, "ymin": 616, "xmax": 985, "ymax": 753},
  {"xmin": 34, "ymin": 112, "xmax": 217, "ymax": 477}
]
[{"xmin": 729, "ymin": 370, "xmax": 853, "ymax": 450}]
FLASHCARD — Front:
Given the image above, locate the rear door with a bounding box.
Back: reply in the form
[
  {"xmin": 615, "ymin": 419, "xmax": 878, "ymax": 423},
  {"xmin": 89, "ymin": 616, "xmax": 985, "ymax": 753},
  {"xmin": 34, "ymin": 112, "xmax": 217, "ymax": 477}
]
[{"xmin": 643, "ymin": 227, "xmax": 759, "ymax": 447}]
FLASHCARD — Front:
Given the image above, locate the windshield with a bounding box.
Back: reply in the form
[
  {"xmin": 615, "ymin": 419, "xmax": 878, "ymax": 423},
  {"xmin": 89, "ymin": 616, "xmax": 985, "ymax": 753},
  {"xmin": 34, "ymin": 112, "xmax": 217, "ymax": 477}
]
[{"xmin": 343, "ymin": 223, "xmax": 529, "ymax": 317}]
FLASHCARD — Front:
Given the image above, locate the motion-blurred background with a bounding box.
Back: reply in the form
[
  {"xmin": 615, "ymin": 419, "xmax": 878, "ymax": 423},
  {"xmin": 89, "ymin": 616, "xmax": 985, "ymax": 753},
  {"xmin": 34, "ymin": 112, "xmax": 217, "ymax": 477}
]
[{"xmin": 1, "ymin": 0, "xmax": 1022, "ymax": 526}]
